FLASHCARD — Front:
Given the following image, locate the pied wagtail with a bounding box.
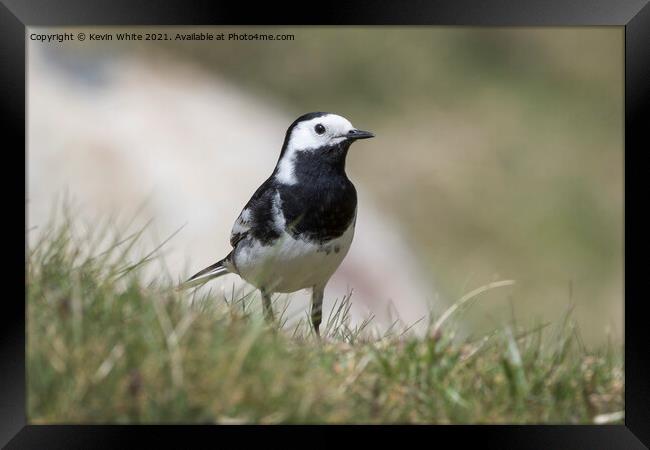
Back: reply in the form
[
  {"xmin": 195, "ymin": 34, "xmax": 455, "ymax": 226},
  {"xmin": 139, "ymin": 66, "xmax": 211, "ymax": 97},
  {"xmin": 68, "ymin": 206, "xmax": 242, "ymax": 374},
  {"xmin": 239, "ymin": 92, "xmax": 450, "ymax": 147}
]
[{"xmin": 184, "ymin": 112, "xmax": 374, "ymax": 336}]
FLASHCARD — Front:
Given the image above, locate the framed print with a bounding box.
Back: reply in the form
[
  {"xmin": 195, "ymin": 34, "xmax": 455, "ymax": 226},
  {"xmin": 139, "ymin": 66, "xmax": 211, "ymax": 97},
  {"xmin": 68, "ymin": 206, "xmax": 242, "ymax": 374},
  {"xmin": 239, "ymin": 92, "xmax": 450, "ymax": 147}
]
[{"xmin": 2, "ymin": 0, "xmax": 649, "ymax": 447}]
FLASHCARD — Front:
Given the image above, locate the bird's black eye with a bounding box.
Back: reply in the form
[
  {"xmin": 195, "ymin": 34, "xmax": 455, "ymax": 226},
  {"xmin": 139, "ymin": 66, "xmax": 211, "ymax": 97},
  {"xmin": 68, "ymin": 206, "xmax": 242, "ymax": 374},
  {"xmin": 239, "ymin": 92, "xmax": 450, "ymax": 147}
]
[{"xmin": 314, "ymin": 124, "xmax": 326, "ymax": 135}]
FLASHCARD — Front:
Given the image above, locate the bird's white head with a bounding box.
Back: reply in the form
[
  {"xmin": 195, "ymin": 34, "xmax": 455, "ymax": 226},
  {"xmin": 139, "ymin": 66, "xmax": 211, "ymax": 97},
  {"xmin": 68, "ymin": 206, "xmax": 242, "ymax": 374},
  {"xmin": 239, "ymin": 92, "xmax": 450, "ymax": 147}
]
[
  {"xmin": 275, "ymin": 112, "xmax": 374, "ymax": 184},
  {"xmin": 286, "ymin": 113, "xmax": 374, "ymax": 151}
]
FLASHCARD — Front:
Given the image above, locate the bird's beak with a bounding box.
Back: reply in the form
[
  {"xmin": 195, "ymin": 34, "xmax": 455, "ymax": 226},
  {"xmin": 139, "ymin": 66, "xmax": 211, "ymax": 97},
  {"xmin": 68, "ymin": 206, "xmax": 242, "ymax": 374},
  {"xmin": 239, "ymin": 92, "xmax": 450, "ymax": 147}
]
[{"xmin": 345, "ymin": 129, "xmax": 375, "ymax": 140}]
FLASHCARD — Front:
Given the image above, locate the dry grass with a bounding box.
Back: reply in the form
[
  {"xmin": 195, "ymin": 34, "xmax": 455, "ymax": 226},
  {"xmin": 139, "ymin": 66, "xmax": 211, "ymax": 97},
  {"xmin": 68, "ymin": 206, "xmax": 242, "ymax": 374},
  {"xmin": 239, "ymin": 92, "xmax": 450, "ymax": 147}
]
[{"xmin": 27, "ymin": 210, "xmax": 623, "ymax": 424}]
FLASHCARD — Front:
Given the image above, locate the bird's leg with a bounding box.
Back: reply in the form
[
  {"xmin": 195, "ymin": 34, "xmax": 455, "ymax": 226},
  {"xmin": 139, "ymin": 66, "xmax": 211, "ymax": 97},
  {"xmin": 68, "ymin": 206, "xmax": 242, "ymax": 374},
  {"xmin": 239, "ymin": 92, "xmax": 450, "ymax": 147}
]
[
  {"xmin": 311, "ymin": 285, "xmax": 325, "ymax": 338},
  {"xmin": 261, "ymin": 289, "xmax": 275, "ymax": 323}
]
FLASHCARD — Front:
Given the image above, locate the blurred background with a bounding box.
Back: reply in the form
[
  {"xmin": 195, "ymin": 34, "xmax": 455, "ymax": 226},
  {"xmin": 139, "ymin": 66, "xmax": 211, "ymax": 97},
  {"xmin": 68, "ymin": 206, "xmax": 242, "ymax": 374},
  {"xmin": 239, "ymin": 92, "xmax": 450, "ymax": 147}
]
[{"xmin": 27, "ymin": 27, "xmax": 623, "ymax": 344}]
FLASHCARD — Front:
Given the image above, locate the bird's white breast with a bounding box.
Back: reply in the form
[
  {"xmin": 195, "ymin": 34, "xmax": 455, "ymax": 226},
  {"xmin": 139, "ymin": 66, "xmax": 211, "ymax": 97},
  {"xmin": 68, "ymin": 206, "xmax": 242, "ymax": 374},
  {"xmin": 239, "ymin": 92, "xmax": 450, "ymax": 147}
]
[{"xmin": 232, "ymin": 217, "xmax": 355, "ymax": 293}]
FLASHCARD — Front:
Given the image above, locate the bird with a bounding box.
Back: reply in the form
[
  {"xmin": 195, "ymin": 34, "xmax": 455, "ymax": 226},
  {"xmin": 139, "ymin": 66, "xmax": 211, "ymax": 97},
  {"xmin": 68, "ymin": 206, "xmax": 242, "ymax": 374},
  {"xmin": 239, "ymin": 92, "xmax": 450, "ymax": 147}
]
[{"xmin": 183, "ymin": 112, "xmax": 374, "ymax": 336}]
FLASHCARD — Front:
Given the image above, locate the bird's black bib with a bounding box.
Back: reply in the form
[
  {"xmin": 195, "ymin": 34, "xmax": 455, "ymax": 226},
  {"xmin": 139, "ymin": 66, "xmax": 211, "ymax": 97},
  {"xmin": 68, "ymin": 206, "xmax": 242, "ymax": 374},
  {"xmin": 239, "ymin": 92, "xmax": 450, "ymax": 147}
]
[{"xmin": 277, "ymin": 143, "xmax": 357, "ymax": 245}]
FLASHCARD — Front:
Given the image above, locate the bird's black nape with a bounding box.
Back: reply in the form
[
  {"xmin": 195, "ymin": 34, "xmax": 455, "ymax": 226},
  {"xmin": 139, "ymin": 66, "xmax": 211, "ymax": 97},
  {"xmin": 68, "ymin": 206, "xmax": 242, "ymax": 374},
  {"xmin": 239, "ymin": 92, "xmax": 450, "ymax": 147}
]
[
  {"xmin": 292, "ymin": 112, "xmax": 331, "ymax": 127},
  {"xmin": 278, "ymin": 112, "xmax": 331, "ymax": 158}
]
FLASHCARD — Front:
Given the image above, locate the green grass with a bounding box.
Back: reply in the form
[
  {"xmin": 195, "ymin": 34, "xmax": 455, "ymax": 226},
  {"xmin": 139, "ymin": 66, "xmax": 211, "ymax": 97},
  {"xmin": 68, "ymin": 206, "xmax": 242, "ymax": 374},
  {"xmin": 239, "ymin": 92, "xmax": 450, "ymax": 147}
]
[{"xmin": 27, "ymin": 210, "xmax": 623, "ymax": 424}]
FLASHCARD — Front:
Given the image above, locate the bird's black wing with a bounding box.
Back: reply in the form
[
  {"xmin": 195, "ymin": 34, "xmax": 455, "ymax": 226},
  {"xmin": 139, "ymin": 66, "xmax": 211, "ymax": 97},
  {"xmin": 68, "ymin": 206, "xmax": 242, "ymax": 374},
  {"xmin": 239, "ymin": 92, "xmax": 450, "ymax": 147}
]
[{"xmin": 229, "ymin": 177, "xmax": 282, "ymax": 248}]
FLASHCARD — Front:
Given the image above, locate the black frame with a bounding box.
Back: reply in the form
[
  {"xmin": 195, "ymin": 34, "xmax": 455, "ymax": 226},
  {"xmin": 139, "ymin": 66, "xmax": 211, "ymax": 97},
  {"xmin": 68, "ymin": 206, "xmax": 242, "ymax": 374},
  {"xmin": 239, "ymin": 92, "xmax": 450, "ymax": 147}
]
[{"xmin": 2, "ymin": 0, "xmax": 648, "ymax": 447}]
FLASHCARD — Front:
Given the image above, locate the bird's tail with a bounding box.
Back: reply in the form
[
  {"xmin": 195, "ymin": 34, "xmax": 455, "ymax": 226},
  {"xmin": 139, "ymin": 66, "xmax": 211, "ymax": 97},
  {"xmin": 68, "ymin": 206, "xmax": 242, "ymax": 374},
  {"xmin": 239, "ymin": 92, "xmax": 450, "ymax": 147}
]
[{"xmin": 180, "ymin": 255, "xmax": 231, "ymax": 289}]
